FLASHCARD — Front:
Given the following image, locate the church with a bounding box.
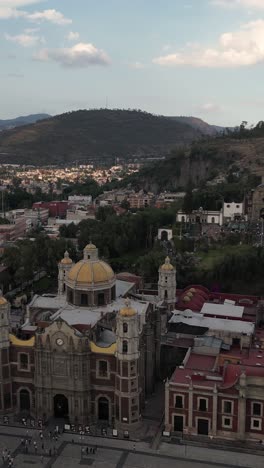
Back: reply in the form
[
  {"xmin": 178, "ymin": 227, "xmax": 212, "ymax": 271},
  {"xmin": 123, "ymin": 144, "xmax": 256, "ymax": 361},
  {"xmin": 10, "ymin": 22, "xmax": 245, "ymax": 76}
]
[{"xmin": 0, "ymin": 243, "xmax": 176, "ymax": 428}]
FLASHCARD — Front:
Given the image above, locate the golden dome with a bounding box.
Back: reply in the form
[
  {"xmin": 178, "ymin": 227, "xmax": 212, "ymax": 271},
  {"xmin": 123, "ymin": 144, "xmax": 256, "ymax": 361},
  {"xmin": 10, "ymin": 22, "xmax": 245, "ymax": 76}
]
[
  {"xmin": 160, "ymin": 256, "xmax": 175, "ymax": 271},
  {"xmin": 190, "ymin": 288, "xmax": 196, "ymax": 293},
  {"xmin": 186, "ymin": 291, "xmax": 193, "ymax": 298},
  {"xmin": 68, "ymin": 260, "xmax": 115, "ymax": 285},
  {"xmin": 84, "ymin": 242, "xmax": 97, "ymax": 251},
  {"xmin": 120, "ymin": 299, "xmax": 136, "ymax": 317},
  {"xmin": 183, "ymin": 296, "xmax": 191, "ymax": 303},
  {"xmin": 60, "ymin": 251, "xmax": 73, "ymax": 265},
  {"xmin": 0, "ymin": 296, "xmax": 7, "ymax": 306}
]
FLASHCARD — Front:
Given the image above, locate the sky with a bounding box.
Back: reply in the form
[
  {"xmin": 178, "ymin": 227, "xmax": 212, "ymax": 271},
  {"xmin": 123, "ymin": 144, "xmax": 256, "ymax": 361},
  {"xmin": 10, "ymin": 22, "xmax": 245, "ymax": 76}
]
[{"xmin": 1, "ymin": 0, "xmax": 264, "ymax": 125}]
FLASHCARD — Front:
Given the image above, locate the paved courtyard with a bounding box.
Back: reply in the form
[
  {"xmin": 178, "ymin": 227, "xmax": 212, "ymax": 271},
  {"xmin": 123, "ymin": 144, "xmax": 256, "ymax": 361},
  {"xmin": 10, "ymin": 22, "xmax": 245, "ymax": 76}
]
[{"xmin": 0, "ymin": 425, "xmax": 264, "ymax": 468}]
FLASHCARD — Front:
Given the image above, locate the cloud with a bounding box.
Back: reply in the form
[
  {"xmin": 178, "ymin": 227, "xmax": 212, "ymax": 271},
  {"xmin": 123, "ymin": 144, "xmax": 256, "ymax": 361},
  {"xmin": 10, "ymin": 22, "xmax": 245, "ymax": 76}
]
[
  {"xmin": 0, "ymin": 1, "xmax": 42, "ymax": 6},
  {"xmin": 26, "ymin": 9, "xmax": 72, "ymax": 25},
  {"xmin": 211, "ymin": 0, "xmax": 264, "ymax": 9},
  {"xmin": 0, "ymin": 0, "xmax": 42, "ymax": 18},
  {"xmin": 0, "ymin": 3, "xmax": 72, "ymax": 26},
  {"xmin": 67, "ymin": 31, "xmax": 80, "ymax": 41},
  {"xmin": 5, "ymin": 31, "xmax": 44, "ymax": 47},
  {"xmin": 198, "ymin": 102, "xmax": 223, "ymax": 113},
  {"xmin": 128, "ymin": 61, "xmax": 145, "ymax": 69},
  {"xmin": 34, "ymin": 42, "xmax": 110, "ymax": 68},
  {"xmin": 153, "ymin": 19, "xmax": 264, "ymax": 67}
]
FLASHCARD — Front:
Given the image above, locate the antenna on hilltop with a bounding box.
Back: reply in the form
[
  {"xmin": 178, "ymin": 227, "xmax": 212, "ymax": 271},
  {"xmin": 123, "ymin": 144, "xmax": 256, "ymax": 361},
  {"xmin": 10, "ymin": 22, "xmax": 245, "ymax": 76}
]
[{"xmin": 106, "ymin": 96, "xmax": 108, "ymax": 109}]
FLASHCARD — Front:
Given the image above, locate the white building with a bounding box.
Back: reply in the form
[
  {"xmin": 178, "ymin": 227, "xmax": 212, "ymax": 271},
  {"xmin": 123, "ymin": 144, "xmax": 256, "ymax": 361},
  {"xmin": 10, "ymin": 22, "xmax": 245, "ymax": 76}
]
[
  {"xmin": 223, "ymin": 202, "xmax": 244, "ymax": 222},
  {"xmin": 177, "ymin": 209, "xmax": 223, "ymax": 226}
]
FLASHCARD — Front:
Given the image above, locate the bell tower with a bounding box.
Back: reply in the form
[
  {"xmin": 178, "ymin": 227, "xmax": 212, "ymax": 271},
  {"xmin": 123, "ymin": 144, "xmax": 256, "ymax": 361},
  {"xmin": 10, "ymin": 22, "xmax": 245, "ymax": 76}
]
[
  {"xmin": 158, "ymin": 256, "xmax": 176, "ymax": 310},
  {"xmin": 58, "ymin": 251, "xmax": 73, "ymax": 295},
  {"xmin": 115, "ymin": 299, "xmax": 141, "ymax": 429},
  {"xmin": 0, "ymin": 292, "xmax": 12, "ymax": 413}
]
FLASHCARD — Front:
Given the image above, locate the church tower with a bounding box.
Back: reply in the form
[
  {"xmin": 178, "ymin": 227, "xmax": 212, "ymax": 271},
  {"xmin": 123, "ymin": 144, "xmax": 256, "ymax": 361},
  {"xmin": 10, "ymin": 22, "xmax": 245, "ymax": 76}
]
[
  {"xmin": 115, "ymin": 299, "xmax": 141, "ymax": 429},
  {"xmin": 0, "ymin": 292, "xmax": 12, "ymax": 413},
  {"xmin": 158, "ymin": 256, "xmax": 176, "ymax": 310},
  {"xmin": 58, "ymin": 251, "xmax": 73, "ymax": 295}
]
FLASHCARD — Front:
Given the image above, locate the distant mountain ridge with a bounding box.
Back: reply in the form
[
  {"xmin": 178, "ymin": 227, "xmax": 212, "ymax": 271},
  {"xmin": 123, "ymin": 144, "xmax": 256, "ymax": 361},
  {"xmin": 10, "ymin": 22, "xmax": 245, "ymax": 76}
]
[
  {"xmin": 168, "ymin": 116, "xmax": 230, "ymax": 136},
  {"xmin": 0, "ymin": 114, "xmax": 51, "ymax": 131},
  {"xmin": 0, "ymin": 109, "xmax": 204, "ymax": 165}
]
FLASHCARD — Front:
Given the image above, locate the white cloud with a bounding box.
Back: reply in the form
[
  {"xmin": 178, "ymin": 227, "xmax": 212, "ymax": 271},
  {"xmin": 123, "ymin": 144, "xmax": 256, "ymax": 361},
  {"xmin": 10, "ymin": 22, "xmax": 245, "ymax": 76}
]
[
  {"xmin": 5, "ymin": 31, "xmax": 44, "ymax": 47},
  {"xmin": 0, "ymin": 0, "xmax": 42, "ymax": 18},
  {"xmin": 0, "ymin": 3, "xmax": 72, "ymax": 26},
  {"xmin": 198, "ymin": 102, "xmax": 223, "ymax": 113},
  {"xmin": 0, "ymin": 1, "xmax": 42, "ymax": 6},
  {"xmin": 153, "ymin": 19, "xmax": 264, "ymax": 67},
  {"xmin": 34, "ymin": 42, "xmax": 110, "ymax": 67},
  {"xmin": 129, "ymin": 61, "xmax": 145, "ymax": 69},
  {"xmin": 67, "ymin": 31, "xmax": 80, "ymax": 41},
  {"xmin": 26, "ymin": 9, "xmax": 72, "ymax": 25},
  {"xmin": 211, "ymin": 0, "xmax": 264, "ymax": 8}
]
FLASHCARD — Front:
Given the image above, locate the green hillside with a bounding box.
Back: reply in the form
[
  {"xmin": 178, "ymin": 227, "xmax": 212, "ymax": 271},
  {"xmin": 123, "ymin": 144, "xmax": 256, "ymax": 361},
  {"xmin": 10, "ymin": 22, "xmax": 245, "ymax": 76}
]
[{"xmin": 0, "ymin": 109, "xmax": 202, "ymax": 165}]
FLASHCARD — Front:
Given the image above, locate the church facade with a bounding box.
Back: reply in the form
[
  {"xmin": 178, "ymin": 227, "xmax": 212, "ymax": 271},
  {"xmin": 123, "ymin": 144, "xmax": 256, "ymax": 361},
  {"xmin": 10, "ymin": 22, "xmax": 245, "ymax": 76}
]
[{"xmin": 0, "ymin": 244, "xmax": 176, "ymax": 428}]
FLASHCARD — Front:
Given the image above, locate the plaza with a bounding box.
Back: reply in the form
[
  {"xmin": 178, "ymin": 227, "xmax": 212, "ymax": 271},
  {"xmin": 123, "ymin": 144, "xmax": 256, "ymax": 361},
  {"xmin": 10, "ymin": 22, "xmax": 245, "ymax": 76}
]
[{"xmin": 0, "ymin": 424, "xmax": 264, "ymax": 468}]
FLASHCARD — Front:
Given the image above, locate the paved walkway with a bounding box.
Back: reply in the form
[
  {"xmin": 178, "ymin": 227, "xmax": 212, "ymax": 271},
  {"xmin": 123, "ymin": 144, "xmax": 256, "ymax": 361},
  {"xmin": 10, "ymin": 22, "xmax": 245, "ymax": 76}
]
[{"xmin": 0, "ymin": 425, "xmax": 264, "ymax": 468}]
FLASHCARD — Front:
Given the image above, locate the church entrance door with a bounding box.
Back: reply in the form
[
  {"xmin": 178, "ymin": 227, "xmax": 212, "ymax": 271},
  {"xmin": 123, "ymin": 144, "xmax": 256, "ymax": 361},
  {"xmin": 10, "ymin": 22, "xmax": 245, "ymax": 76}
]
[
  {"xmin": 20, "ymin": 389, "xmax": 30, "ymax": 411},
  {"xmin": 98, "ymin": 397, "xmax": 109, "ymax": 421},
  {"xmin": 54, "ymin": 394, "xmax": 69, "ymax": 418}
]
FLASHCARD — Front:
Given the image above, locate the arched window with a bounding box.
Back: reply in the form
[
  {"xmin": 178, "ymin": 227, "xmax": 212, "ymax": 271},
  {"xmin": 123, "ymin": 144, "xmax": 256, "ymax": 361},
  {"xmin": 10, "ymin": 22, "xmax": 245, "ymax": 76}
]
[
  {"xmin": 164, "ymin": 290, "xmax": 168, "ymax": 299},
  {"xmin": 68, "ymin": 290, "xmax": 73, "ymax": 304},
  {"xmin": 122, "ymin": 341, "xmax": 128, "ymax": 353},
  {"xmin": 98, "ymin": 293, "xmax": 105, "ymax": 306},
  {"xmin": 81, "ymin": 294, "xmax": 88, "ymax": 306},
  {"xmin": 211, "ymin": 217, "xmax": 215, "ymax": 224},
  {"xmin": 181, "ymin": 216, "xmax": 185, "ymax": 223},
  {"xmin": 123, "ymin": 323, "xmax": 128, "ymax": 333}
]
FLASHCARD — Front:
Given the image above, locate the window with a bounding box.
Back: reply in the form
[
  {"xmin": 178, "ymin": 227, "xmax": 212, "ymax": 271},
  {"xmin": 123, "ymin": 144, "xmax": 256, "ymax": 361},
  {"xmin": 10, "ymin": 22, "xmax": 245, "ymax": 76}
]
[
  {"xmin": 164, "ymin": 290, "xmax": 168, "ymax": 299},
  {"xmin": 98, "ymin": 360, "xmax": 108, "ymax": 377},
  {"xmin": 122, "ymin": 341, "xmax": 128, "ymax": 353},
  {"xmin": 198, "ymin": 398, "xmax": 207, "ymax": 411},
  {"xmin": 222, "ymin": 416, "xmax": 232, "ymax": 428},
  {"xmin": 81, "ymin": 294, "xmax": 88, "ymax": 306},
  {"xmin": 175, "ymin": 395, "xmax": 183, "ymax": 409},
  {"xmin": 223, "ymin": 400, "xmax": 232, "ymax": 414},
  {"xmin": 20, "ymin": 353, "xmax": 29, "ymax": 370},
  {"xmin": 123, "ymin": 323, "xmax": 128, "ymax": 333},
  {"xmin": 68, "ymin": 290, "xmax": 73, "ymax": 304},
  {"xmin": 98, "ymin": 293, "xmax": 105, "ymax": 306},
  {"xmin": 211, "ymin": 217, "xmax": 215, "ymax": 224},
  {"xmin": 251, "ymin": 418, "xmax": 261, "ymax": 430},
  {"xmin": 252, "ymin": 402, "xmax": 262, "ymax": 416}
]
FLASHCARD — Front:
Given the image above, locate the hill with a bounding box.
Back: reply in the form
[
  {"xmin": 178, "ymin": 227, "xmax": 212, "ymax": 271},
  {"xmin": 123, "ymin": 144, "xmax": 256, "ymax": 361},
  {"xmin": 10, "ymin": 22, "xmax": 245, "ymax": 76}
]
[
  {"xmin": 0, "ymin": 109, "xmax": 203, "ymax": 165},
  {"xmin": 168, "ymin": 116, "xmax": 226, "ymax": 136},
  {"xmin": 0, "ymin": 114, "xmax": 50, "ymax": 131},
  {"xmin": 115, "ymin": 125, "xmax": 264, "ymax": 193}
]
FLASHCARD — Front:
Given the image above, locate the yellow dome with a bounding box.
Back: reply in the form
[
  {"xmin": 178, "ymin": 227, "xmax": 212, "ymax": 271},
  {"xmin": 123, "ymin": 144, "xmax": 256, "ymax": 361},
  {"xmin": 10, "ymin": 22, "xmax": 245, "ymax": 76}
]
[
  {"xmin": 120, "ymin": 299, "xmax": 136, "ymax": 317},
  {"xmin": 68, "ymin": 260, "xmax": 115, "ymax": 285},
  {"xmin": 183, "ymin": 296, "xmax": 191, "ymax": 303},
  {"xmin": 84, "ymin": 242, "xmax": 97, "ymax": 251},
  {"xmin": 190, "ymin": 288, "xmax": 196, "ymax": 293},
  {"xmin": 0, "ymin": 296, "xmax": 7, "ymax": 305},
  {"xmin": 60, "ymin": 251, "xmax": 73, "ymax": 265},
  {"xmin": 160, "ymin": 256, "xmax": 175, "ymax": 271},
  {"xmin": 61, "ymin": 257, "xmax": 73, "ymax": 265}
]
